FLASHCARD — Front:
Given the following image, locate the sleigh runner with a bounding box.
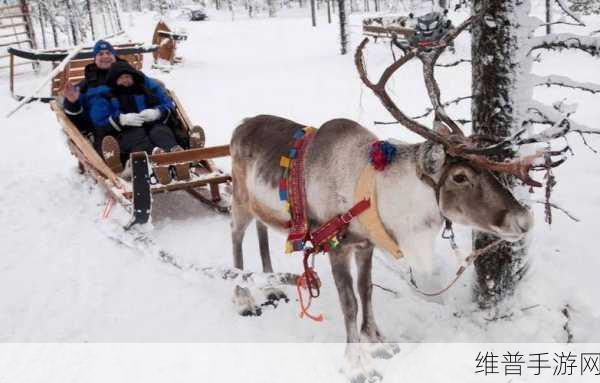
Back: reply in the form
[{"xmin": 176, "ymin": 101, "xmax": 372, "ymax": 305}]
[{"xmin": 49, "ymin": 45, "xmax": 232, "ymax": 226}]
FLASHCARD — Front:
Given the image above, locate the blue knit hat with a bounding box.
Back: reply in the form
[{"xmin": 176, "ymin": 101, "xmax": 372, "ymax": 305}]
[{"xmin": 92, "ymin": 40, "xmax": 116, "ymax": 58}]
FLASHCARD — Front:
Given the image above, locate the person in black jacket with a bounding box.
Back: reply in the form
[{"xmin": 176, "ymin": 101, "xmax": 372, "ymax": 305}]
[{"xmin": 62, "ymin": 40, "xmax": 119, "ymax": 150}]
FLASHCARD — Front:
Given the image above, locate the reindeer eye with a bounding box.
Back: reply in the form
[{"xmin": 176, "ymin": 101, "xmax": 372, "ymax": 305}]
[{"xmin": 453, "ymin": 174, "xmax": 468, "ymax": 184}]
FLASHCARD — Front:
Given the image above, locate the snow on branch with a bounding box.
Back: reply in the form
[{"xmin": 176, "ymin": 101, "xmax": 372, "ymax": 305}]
[
  {"xmin": 554, "ymin": 0, "xmax": 585, "ymax": 26},
  {"xmin": 531, "ymin": 74, "xmax": 600, "ymax": 94},
  {"xmin": 435, "ymin": 58, "xmax": 472, "ymax": 67},
  {"xmin": 530, "ymin": 33, "xmax": 600, "ymax": 56},
  {"xmin": 526, "ymin": 100, "xmax": 600, "ymax": 151}
]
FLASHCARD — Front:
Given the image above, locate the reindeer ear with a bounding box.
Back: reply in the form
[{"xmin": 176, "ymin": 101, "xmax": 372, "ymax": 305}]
[{"xmin": 419, "ymin": 141, "xmax": 446, "ymax": 175}]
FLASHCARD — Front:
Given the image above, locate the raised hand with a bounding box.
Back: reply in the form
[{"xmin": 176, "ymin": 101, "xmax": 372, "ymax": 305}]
[{"xmin": 62, "ymin": 81, "xmax": 80, "ymax": 103}]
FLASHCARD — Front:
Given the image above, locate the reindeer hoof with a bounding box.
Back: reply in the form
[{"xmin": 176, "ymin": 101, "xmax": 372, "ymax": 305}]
[
  {"xmin": 240, "ymin": 306, "xmax": 262, "ymax": 317},
  {"xmin": 342, "ymin": 344, "xmax": 383, "ymax": 383},
  {"xmin": 349, "ymin": 369, "xmax": 382, "ymax": 383},
  {"xmin": 233, "ymin": 285, "xmax": 262, "ymax": 317},
  {"xmin": 262, "ymin": 287, "xmax": 289, "ymax": 307},
  {"xmin": 368, "ymin": 342, "xmax": 400, "ymax": 359}
]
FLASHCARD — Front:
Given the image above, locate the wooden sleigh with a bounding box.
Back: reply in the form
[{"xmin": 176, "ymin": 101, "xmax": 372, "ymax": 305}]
[
  {"xmin": 362, "ymin": 15, "xmax": 415, "ymax": 42},
  {"xmin": 49, "ymin": 45, "xmax": 232, "ymax": 227}
]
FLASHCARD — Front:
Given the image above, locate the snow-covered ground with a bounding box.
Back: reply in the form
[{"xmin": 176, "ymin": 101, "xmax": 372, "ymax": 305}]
[{"xmin": 1, "ymin": 2, "xmax": 599, "ymax": 381}]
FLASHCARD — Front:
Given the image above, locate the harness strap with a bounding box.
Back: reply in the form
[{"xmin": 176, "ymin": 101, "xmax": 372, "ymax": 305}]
[{"xmin": 310, "ymin": 199, "xmax": 371, "ymax": 247}]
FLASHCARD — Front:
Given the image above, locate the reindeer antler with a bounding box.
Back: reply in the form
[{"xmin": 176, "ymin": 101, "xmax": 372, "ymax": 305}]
[
  {"xmin": 355, "ymin": 38, "xmax": 452, "ymax": 146},
  {"xmin": 355, "ymin": 12, "xmax": 564, "ymax": 188}
]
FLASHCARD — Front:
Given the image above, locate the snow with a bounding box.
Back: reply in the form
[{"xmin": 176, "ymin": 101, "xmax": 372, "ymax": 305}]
[
  {"xmin": 531, "ymin": 73, "xmax": 600, "ymax": 94},
  {"xmin": 1, "ymin": 4, "xmax": 600, "ymax": 382}
]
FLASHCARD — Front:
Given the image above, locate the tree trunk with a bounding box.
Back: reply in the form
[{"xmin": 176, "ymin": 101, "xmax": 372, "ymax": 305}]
[
  {"xmin": 338, "ymin": 0, "xmax": 348, "ymax": 54},
  {"xmin": 37, "ymin": 3, "xmax": 47, "ymax": 49},
  {"xmin": 111, "ymin": 0, "xmax": 123, "ymax": 31},
  {"xmin": 310, "ymin": 0, "xmax": 316, "ymax": 26},
  {"xmin": 327, "ymin": 0, "xmax": 331, "ymax": 23},
  {"xmin": 87, "ymin": 0, "xmax": 96, "ymax": 40},
  {"xmin": 545, "ymin": 0, "xmax": 552, "ymax": 35},
  {"xmin": 471, "ymin": 0, "xmax": 533, "ymax": 308},
  {"xmin": 268, "ymin": 0, "xmax": 277, "ymax": 16}
]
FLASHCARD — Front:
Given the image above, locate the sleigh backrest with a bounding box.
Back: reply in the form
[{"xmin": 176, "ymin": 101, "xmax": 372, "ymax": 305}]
[{"xmin": 51, "ymin": 43, "xmax": 144, "ymax": 97}]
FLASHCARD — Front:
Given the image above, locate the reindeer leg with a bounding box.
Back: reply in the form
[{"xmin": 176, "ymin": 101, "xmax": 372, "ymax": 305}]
[
  {"xmin": 231, "ymin": 200, "xmax": 261, "ymax": 316},
  {"xmin": 256, "ymin": 220, "xmax": 289, "ymax": 306},
  {"xmin": 330, "ymin": 246, "xmax": 381, "ymax": 383},
  {"xmin": 256, "ymin": 220, "xmax": 273, "ymax": 273},
  {"xmin": 355, "ymin": 245, "xmax": 400, "ymax": 359}
]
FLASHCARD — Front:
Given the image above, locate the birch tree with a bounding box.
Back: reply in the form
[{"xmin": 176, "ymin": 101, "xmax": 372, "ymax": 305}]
[{"xmin": 471, "ymin": 0, "xmax": 600, "ymax": 308}]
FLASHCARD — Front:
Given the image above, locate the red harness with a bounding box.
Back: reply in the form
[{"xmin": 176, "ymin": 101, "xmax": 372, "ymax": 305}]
[{"xmin": 280, "ymin": 128, "xmax": 371, "ymax": 321}]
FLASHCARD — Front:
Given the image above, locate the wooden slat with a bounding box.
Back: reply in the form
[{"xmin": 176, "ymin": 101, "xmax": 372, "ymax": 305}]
[
  {"xmin": 0, "ymin": 4, "xmax": 24, "ymax": 11},
  {"xmin": 52, "ymin": 75, "xmax": 84, "ymax": 84},
  {"xmin": 51, "ymin": 50, "xmax": 143, "ymax": 95},
  {"xmin": 0, "ymin": 39, "xmax": 30, "ymax": 47},
  {"xmin": 169, "ymin": 91, "xmax": 193, "ymax": 131},
  {"xmin": 0, "ymin": 13, "xmax": 29, "ymax": 20},
  {"xmin": 51, "ymin": 101, "xmax": 121, "ymax": 186},
  {"xmin": 0, "ymin": 22, "xmax": 26, "ymax": 29},
  {"xmin": 0, "ymin": 31, "xmax": 28, "ymax": 39},
  {"xmin": 67, "ymin": 140, "xmax": 132, "ymax": 206},
  {"xmin": 150, "ymin": 145, "xmax": 230, "ymax": 166},
  {"xmin": 150, "ymin": 175, "xmax": 231, "ymax": 194},
  {"xmin": 363, "ymin": 25, "xmax": 415, "ymax": 38}
]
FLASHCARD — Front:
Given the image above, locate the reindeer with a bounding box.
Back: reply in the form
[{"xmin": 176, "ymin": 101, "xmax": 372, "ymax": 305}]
[{"xmin": 228, "ymin": 14, "xmax": 562, "ymax": 382}]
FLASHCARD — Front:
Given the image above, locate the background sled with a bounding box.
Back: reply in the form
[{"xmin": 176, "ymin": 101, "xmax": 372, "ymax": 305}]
[
  {"xmin": 152, "ymin": 21, "xmax": 187, "ymax": 69},
  {"xmin": 49, "ymin": 45, "xmax": 231, "ymax": 225}
]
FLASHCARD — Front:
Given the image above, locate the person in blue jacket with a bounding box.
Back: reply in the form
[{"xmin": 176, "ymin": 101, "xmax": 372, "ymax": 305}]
[{"xmin": 89, "ymin": 60, "xmax": 183, "ymax": 173}]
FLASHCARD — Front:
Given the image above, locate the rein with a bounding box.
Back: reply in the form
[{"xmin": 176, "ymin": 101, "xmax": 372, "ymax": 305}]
[{"xmin": 407, "ymin": 238, "xmax": 503, "ymax": 297}]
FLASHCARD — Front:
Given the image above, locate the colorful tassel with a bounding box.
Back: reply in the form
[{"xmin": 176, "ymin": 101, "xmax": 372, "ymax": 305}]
[
  {"xmin": 293, "ymin": 130, "xmax": 305, "ymax": 139},
  {"xmin": 280, "ymin": 156, "xmax": 291, "ymax": 168},
  {"xmin": 369, "ymin": 140, "xmax": 397, "ymax": 171}
]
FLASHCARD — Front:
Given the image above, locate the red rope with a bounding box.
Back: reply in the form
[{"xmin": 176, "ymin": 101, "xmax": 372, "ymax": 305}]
[
  {"xmin": 102, "ymin": 197, "xmax": 115, "ymax": 219},
  {"xmin": 295, "ymin": 250, "xmax": 323, "ymax": 322}
]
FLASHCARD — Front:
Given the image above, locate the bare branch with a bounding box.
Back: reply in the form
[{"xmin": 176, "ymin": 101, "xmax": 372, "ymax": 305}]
[
  {"xmin": 374, "ymin": 118, "xmax": 472, "ymax": 125},
  {"xmin": 532, "ymin": 74, "xmax": 600, "ymax": 94},
  {"xmin": 412, "ymin": 95, "xmax": 473, "ymax": 119},
  {"xmin": 536, "ymin": 20, "xmax": 588, "ymax": 29},
  {"xmin": 530, "ymin": 199, "xmax": 581, "ymax": 222},
  {"xmin": 554, "ymin": 0, "xmax": 585, "ymax": 26},
  {"xmin": 576, "ymin": 132, "xmax": 598, "ymax": 153},
  {"xmin": 355, "ymin": 38, "xmax": 447, "ymax": 144},
  {"xmin": 435, "ymin": 58, "xmax": 472, "ymax": 67},
  {"xmin": 530, "ymin": 33, "xmax": 600, "ymax": 56}
]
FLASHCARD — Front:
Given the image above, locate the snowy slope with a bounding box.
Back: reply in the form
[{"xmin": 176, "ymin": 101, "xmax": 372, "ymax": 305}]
[{"xmin": 0, "ymin": 1, "xmax": 599, "ymax": 366}]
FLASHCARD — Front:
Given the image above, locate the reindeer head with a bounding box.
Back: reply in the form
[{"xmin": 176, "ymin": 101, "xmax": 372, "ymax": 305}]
[
  {"xmin": 354, "ymin": 14, "xmax": 558, "ymax": 241},
  {"xmin": 417, "ymin": 141, "xmax": 533, "ymax": 241}
]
